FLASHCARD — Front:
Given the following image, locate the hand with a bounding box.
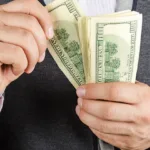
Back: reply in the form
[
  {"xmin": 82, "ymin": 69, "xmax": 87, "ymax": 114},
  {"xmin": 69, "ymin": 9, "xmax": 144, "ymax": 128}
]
[
  {"xmin": 76, "ymin": 82, "xmax": 150, "ymax": 150},
  {"xmin": 0, "ymin": 0, "xmax": 54, "ymax": 92}
]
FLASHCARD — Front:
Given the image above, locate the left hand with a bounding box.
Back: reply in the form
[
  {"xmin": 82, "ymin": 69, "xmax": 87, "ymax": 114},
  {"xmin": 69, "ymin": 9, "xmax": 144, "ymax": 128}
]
[{"xmin": 76, "ymin": 82, "xmax": 150, "ymax": 150}]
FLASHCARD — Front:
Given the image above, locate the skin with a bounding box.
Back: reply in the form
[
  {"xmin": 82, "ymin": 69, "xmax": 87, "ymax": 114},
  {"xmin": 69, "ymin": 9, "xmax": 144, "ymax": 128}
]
[
  {"xmin": 76, "ymin": 82, "xmax": 150, "ymax": 150},
  {"xmin": 0, "ymin": 0, "xmax": 54, "ymax": 93}
]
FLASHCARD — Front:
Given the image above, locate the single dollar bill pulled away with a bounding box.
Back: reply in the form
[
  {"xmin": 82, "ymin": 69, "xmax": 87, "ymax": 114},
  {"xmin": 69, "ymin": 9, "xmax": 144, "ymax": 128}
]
[
  {"xmin": 78, "ymin": 11, "xmax": 143, "ymax": 84},
  {"xmin": 46, "ymin": 0, "xmax": 85, "ymax": 88}
]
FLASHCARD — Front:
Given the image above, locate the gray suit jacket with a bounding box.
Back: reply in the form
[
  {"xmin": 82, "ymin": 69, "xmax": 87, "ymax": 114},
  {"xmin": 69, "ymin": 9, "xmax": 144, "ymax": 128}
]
[{"xmin": 0, "ymin": 0, "xmax": 149, "ymax": 150}]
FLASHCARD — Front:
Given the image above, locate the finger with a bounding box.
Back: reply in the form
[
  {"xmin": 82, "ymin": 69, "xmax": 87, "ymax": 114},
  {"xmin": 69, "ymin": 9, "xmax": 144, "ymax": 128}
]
[
  {"xmin": 0, "ymin": 42, "xmax": 27, "ymax": 75},
  {"xmin": 0, "ymin": 12, "xmax": 47, "ymax": 61},
  {"xmin": 78, "ymin": 98, "xmax": 137, "ymax": 122},
  {"xmin": 76, "ymin": 82, "xmax": 149, "ymax": 104},
  {"xmin": 91, "ymin": 128, "xmax": 145, "ymax": 150},
  {"xmin": 76, "ymin": 106, "xmax": 136, "ymax": 135},
  {"xmin": 0, "ymin": 25, "xmax": 39, "ymax": 73},
  {"xmin": 0, "ymin": 0, "xmax": 54, "ymax": 39}
]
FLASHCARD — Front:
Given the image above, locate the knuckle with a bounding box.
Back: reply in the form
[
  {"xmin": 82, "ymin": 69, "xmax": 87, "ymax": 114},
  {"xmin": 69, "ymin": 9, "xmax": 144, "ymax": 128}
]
[
  {"xmin": 0, "ymin": 12, "xmax": 5, "ymax": 26},
  {"xmin": 22, "ymin": 62, "xmax": 28, "ymax": 71},
  {"xmin": 27, "ymin": 15, "xmax": 38, "ymax": 28},
  {"xmin": 16, "ymin": 63, "xmax": 27, "ymax": 73},
  {"xmin": 43, "ymin": 41, "xmax": 47, "ymax": 50},
  {"xmin": 98, "ymin": 123, "xmax": 108, "ymax": 133},
  {"xmin": 137, "ymin": 112, "xmax": 150, "ymax": 124},
  {"xmin": 124, "ymin": 139, "xmax": 136, "ymax": 149},
  {"xmin": 0, "ymin": 22, "xmax": 4, "ymax": 30},
  {"xmin": 19, "ymin": 29, "xmax": 33, "ymax": 42},
  {"xmin": 19, "ymin": 29, "xmax": 38, "ymax": 61},
  {"xmin": 117, "ymin": 143, "xmax": 124, "ymax": 150},
  {"xmin": 19, "ymin": 56, "xmax": 28, "ymax": 71},
  {"xmin": 11, "ymin": 45, "xmax": 22, "ymax": 55},
  {"xmin": 141, "ymin": 114, "xmax": 150, "ymax": 123},
  {"xmin": 28, "ymin": 58, "xmax": 37, "ymax": 68},
  {"xmin": 40, "ymin": 42, "xmax": 47, "ymax": 54},
  {"xmin": 116, "ymin": 141, "xmax": 126, "ymax": 150},
  {"xmin": 104, "ymin": 105, "xmax": 116, "ymax": 119},
  {"xmin": 22, "ymin": 0, "xmax": 37, "ymax": 16},
  {"xmin": 25, "ymin": 15, "xmax": 47, "ymax": 55},
  {"xmin": 20, "ymin": 61, "xmax": 28, "ymax": 71},
  {"xmin": 121, "ymin": 137, "xmax": 141, "ymax": 150},
  {"xmin": 129, "ymin": 144, "xmax": 139, "ymax": 150},
  {"xmin": 109, "ymin": 83, "xmax": 120, "ymax": 100},
  {"xmin": 0, "ymin": 5, "xmax": 5, "ymax": 13},
  {"xmin": 79, "ymin": 109, "xmax": 84, "ymax": 119},
  {"xmin": 125, "ymin": 144, "xmax": 136, "ymax": 150},
  {"xmin": 10, "ymin": 46, "xmax": 27, "ymax": 71},
  {"xmin": 79, "ymin": 110, "xmax": 86, "ymax": 123},
  {"xmin": 12, "ymin": 46, "xmax": 27, "ymax": 67},
  {"xmin": 134, "ymin": 127, "xmax": 148, "ymax": 139},
  {"xmin": 82, "ymin": 100, "xmax": 90, "ymax": 111},
  {"xmin": 0, "ymin": 77, "xmax": 3, "ymax": 86}
]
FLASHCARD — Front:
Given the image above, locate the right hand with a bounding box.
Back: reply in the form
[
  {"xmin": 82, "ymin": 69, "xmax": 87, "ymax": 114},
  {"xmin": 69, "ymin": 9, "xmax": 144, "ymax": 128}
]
[{"xmin": 0, "ymin": 0, "xmax": 54, "ymax": 92}]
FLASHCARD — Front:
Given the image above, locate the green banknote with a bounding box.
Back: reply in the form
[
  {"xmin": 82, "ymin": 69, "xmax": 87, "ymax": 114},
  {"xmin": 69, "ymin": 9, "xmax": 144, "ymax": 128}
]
[
  {"xmin": 78, "ymin": 12, "xmax": 143, "ymax": 83},
  {"xmin": 46, "ymin": 0, "xmax": 85, "ymax": 88},
  {"xmin": 46, "ymin": 0, "xmax": 142, "ymax": 87}
]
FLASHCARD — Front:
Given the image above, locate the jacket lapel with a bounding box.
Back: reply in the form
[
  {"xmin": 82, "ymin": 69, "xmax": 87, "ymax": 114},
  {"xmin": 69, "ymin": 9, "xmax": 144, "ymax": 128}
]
[{"xmin": 132, "ymin": 0, "xmax": 138, "ymax": 10}]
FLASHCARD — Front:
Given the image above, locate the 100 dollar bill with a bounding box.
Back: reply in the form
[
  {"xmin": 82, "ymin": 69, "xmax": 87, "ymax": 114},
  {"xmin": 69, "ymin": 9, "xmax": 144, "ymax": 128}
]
[
  {"xmin": 46, "ymin": 0, "xmax": 85, "ymax": 88},
  {"xmin": 79, "ymin": 14, "xmax": 142, "ymax": 83}
]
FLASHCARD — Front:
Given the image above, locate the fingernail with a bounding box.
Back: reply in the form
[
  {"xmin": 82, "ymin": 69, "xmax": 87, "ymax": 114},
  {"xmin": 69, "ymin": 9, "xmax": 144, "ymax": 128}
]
[
  {"xmin": 27, "ymin": 66, "xmax": 35, "ymax": 74},
  {"xmin": 78, "ymin": 98, "xmax": 82, "ymax": 107},
  {"xmin": 75, "ymin": 106, "xmax": 80, "ymax": 116},
  {"xmin": 48, "ymin": 26, "xmax": 54, "ymax": 39},
  {"xmin": 76, "ymin": 87, "xmax": 85, "ymax": 98},
  {"xmin": 39, "ymin": 52, "xmax": 46, "ymax": 62}
]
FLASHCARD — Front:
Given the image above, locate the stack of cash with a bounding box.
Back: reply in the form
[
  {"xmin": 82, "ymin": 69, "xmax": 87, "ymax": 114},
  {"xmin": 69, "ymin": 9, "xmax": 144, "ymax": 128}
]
[
  {"xmin": 46, "ymin": 0, "xmax": 143, "ymax": 88},
  {"xmin": 78, "ymin": 11, "xmax": 142, "ymax": 84}
]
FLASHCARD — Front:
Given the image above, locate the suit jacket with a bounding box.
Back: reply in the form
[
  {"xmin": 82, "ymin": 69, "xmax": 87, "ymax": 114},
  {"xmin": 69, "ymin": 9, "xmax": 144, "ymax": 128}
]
[{"xmin": 0, "ymin": 0, "xmax": 150, "ymax": 150}]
